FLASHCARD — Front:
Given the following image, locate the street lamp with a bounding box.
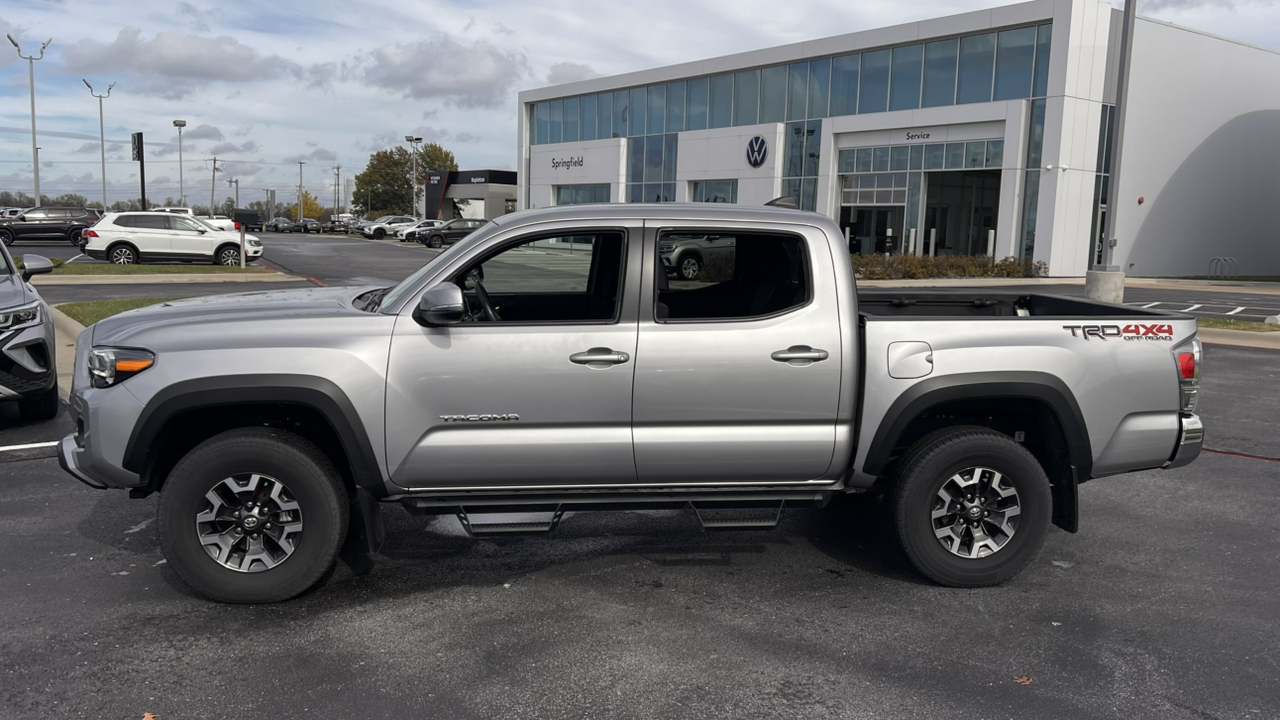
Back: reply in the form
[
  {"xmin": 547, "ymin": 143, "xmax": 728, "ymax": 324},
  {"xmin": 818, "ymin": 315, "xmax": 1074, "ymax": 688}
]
[
  {"xmin": 227, "ymin": 178, "xmax": 239, "ymax": 208},
  {"xmin": 8, "ymin": 34, "xmax": 52, "ymax": 207},
  {"xmin": 297, "ymin": 161, "xmax": 306, "ymax": 222},
  {"xmin": 405, "ymin": 135, "xmax": 422, "ymax": 217},
  {"xmin": 83, "ymin": 79, "xmax": 116, "ymax": 211},
  {"xmin": 173, "ymin": 120, "xmax": 186, "ymax": 206}
]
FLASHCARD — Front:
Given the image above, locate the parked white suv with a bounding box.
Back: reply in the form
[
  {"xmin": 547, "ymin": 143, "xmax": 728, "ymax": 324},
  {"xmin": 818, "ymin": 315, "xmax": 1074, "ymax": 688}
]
[{"xmin": 82, "ymin": 212, "xmax": 264, "ymax": 265}]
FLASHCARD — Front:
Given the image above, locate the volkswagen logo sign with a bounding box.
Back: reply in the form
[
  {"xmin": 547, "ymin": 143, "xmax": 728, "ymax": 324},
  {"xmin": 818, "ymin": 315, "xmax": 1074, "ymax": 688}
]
[{"xmin": 746, "ymin": 136, "xmax": 768, "ymax": 168}]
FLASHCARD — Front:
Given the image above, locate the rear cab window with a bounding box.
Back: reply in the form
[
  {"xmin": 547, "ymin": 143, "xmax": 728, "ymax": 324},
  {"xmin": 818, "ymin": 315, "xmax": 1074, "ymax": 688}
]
[{"xmin": 655, "ymin": 230, "xmax": 811, "ymax": 322}]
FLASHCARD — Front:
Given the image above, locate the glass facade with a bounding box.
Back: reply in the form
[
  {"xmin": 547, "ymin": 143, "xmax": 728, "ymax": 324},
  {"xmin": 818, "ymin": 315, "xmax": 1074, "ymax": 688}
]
[
  {"xmin": 1091, "ymin": 103, "xmax": 1115, "ymax": 266},
  {"xmin": 556, "ymin": 184, "xmax": 611, "ymax": 205},
  {"xmin": 782, "ymin": 120, "xmax": 822, "ymax": 211},
  {"xmin": 530, "ymin": 22, "xmax": 1051, "ymax": 145},
  {"xmin": 691, "ymin": 180, "xmax": 738, "ymax": 203},
  {"xmin": 1020, "ymin": 97, "xmax": 1047, "ymax": 259},
  {"xmin": 627, "ymin": 134, "xmax": 679, "ymax": 203}
]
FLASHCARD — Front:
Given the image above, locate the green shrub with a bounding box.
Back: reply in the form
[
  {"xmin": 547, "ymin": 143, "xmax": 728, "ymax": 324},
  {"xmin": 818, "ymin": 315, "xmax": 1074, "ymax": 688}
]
[{"xmin": 852, "ymin": 254, "xmax": 1048, "ymax": 280}]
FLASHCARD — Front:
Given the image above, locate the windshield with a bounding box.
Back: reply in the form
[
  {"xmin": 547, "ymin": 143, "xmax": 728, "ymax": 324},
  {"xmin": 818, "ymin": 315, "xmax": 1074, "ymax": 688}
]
[
  {"xmin": 377, "ymin": 221, "xmax": 502, "ymax": 312},
  {"xmin": 189, "ymin": 215, "xmax": 223, "ymax": 231}
]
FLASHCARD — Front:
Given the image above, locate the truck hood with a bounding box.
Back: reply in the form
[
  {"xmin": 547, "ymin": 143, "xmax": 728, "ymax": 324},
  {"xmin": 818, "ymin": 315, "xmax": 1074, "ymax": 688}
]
[
  {"xmin": 91, "ymin": 286, "xmax": 376, "ymax": 345},
  {"xmin": 0, "ymin": 273, "xmax": 32, "ymax": 310}
]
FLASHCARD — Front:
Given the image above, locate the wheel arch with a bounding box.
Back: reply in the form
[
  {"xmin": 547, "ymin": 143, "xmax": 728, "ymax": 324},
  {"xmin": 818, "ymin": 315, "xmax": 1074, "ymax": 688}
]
[
  {"xmin": 105, "ymin": 240, "xmax": 139, "ymax": 260},
  {"xmin": 862, "ymin": 371, "xmax": 1091, "ymax": 533}
]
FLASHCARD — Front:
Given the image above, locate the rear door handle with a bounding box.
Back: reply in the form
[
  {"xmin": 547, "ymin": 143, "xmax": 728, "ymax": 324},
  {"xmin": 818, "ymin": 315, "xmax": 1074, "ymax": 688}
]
[
  {"xmin": 771, "ymin": 345, "xmax": 829, "ymax": 365},
  {"xmin": 570, "ymin": 347, "xmax": 631, "ymax": 368}
]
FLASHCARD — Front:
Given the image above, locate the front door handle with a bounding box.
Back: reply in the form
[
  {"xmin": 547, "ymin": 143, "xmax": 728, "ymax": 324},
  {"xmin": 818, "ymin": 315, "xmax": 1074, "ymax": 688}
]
[
  {"xmin": 771, "ymin": 345, "xmax": 829, "ymax": 366},
  {"xmin": 570, "ymin": 347, "xmax": 630, "ymax": 368}
]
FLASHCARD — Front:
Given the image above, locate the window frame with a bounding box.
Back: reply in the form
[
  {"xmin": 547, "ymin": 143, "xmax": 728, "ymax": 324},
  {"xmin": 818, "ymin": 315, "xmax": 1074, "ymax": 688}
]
[
  {"xmin": 651, "ymin": 227, "xmax": 814, "ymax": 325},
  {"xmin": 444, "ymin": 227, "xmax": 631, "ymax": 327}
]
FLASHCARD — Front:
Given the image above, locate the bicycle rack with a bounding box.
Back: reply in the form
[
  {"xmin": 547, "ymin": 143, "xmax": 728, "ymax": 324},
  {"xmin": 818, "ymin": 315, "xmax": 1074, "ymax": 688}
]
[{"xmin": 1208, "ymin": 257, "xmax": 1238, "ymax": 279}]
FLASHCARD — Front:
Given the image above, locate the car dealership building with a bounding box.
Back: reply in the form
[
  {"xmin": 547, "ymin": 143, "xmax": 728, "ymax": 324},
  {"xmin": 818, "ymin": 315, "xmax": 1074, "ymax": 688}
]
[{"xmin": 516, "ymin": 0, "xmax": 1280, "ymax": 277}]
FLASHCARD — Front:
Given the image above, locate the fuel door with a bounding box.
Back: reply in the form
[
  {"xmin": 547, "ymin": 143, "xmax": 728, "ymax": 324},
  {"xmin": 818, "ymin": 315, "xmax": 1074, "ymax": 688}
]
[{"xmin": 888, "ymin": 341, "xmax": 934, "ymax": 379}]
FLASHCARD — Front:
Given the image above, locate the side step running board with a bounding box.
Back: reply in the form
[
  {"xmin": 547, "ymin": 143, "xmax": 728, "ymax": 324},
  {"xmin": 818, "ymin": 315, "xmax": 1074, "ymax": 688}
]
[
  {"xmin": 690, "ymin": 501, "xmax": 785, "ymax": 531},
  {"xmin": 456, "ymin": 505, "xmax": 564, "ymax": 537}
]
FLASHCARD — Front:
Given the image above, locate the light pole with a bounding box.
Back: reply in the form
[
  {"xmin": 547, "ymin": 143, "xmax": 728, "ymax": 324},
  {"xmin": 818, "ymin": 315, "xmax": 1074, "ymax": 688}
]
[
  {"xmin": 227, "ymin": 178, "xmax": 239, "ymax": 208},
  {"xmin": 173, "ymin": 120, "xmax": 186, "ymax": 206},
  {"xmin": 333, "ymin": 166, "xmax": 341, "ymax": 217},
  {"xmin": 405, "ymin": 135, "xmax": 422, "ymax": 217},
  {"xmin": 8, "ymin": 34, "xmax": 51, "ymax": 207},
  {"xmin": 83, "ymin": 79, "xmax": 116, "ymax": 211},
  {"xmin": 297, "ymin": 161, "xmax": 306, "ymax": 222}
]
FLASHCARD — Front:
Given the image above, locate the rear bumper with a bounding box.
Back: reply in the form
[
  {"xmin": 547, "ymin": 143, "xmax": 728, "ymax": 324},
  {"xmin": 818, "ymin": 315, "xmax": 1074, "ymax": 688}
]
[{"xmin": 1164, "ymin": 414, "xmax": 1203, "ymax": 469}]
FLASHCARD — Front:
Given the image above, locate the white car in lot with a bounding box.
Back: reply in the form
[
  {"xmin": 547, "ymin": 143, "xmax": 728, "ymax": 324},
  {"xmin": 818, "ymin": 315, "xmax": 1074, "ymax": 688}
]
[
  {"xmin": 359, "ymin": 215, "xmax": 417, "ymax": 240},
  {"xmin": 395, "ymin": 219, "xmax": 443, "ymax": 242},
  {"xmin": 81, "ymin": 211, "xmax": 264, "ymax": 265}
]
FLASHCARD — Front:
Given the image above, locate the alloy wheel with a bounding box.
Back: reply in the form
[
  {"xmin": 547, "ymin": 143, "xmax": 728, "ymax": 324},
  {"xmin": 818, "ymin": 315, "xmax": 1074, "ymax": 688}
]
[
  {"xmin": 218, "ymin": 248, "xmax": 240, "ymax": 266},
  {"xmin": 930, "ymin": 466, "xmax": 1021, "ymax": 559},
  {"xmin": 110, "ymin": 247, "xmax": 136, "ymax": 264},
  {"xmin": 195, "ymin": 473, "xmax": 304, "ymax": 573},
  {"xmin": 680, "ymin": 257, "xmax": 701, "ymax": 280}
]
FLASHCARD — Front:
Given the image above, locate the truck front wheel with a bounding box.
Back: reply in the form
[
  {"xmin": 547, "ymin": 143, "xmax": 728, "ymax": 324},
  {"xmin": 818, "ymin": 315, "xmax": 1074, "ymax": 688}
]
[
  {"xmin": 890, "ymin": 427, "xmax": 1051, "ymax": 588},
  {"xmin": 157, "ymin": 428, "xmax": 349, "ymax": 603}
]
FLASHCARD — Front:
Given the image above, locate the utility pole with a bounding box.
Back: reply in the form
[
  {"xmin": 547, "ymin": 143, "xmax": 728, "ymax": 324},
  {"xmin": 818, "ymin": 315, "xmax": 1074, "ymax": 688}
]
[
  {"xmin": 333, "ymin": 166, "xmax": 341, "ymax": 216},
  {"xmin": 1086, "ymin": 0, "xmax": 1137, "ymax": 304},
  {"xmin": 8, "ymin": 34, "xmax": 51, "ymax": 207},
  {"xmin": 297, "ymin": 161, "xmax": 306, "ymax": 222},
  {"xmin": 173, "ymin": 120, "xmax": 186, "ymax": 206},
  {"xmin": 132, "ymin": 132, "xmax": 146, "ymax": 210},
  {"xmin": 83, "ymin": 79, "xmax": 115, "ymax": 211},
  {"xmin": 405, "ymin": 136, "xmax": 422, "ymax": 216},
  {"xmin": 209, "ymin": 157, "xmax": 219, "ymax": 214}
]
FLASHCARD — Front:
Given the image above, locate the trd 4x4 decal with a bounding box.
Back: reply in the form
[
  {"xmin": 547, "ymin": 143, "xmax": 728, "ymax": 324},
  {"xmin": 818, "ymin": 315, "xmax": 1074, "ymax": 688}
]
[{"xmin": 1063, "ymin": 324, "xmax": 1174, "ymax": 341}]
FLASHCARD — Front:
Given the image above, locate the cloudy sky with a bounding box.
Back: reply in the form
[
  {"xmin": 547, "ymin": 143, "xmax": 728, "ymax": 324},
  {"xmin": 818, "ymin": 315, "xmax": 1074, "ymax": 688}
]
[{"xmin": 0, "ymin": 0, "xmax": 1274, "ymax": 208}]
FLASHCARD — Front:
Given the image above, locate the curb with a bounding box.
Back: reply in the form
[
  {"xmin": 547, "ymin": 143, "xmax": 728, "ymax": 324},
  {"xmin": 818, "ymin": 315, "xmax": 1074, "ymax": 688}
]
[
  {"xmin": 35, "ymin": 272, "xmax": 305, "ymax": 285},
  {"xmin": 1198, "ymin": 327, "xmax": 1280, "ymax": 351},
  {"xmin": 49, "ymin": 307, "xmax": 87, "ymax": 403}
]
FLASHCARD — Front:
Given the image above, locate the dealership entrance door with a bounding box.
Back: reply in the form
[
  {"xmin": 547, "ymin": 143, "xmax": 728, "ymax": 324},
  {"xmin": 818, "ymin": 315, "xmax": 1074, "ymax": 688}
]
[
  {"xmin": 839, "ymin": 206, "xmax": 904, "ymax": 256},
  {"xmin": 923, "ymin": 170, "xmax": 1000, "ymax": 256}
]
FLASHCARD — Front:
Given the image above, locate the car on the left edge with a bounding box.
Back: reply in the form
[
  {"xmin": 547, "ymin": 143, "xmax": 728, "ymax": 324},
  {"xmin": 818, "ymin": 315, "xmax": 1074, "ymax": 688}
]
[
  {"xmin": 81, "ymin": 211, "xmax": 264, "ymax": 265},
  {"xmin": 0, "ymin": 246, "xmax": 58, "ymax": 419},
  {"xmin": 0, "ymin": 207, "xmax": 99, "ymax": 247}
]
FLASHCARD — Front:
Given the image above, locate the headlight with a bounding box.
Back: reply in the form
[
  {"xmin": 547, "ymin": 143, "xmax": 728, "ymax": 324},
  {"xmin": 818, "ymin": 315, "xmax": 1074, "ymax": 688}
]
[
  {"xmin": 659, "ymin": 244, "xmax": 674, "ymax": 253},
  {"xmin": 88, "ymin": 347, "xmax": 155, "ymax": 388},
  {"xmin": 247, "ymin": 239, "xmax": 262, "ymax": 247},
  {"xmin": 0, "ymin": 301, "xmax": 42, "ymax": 331}
]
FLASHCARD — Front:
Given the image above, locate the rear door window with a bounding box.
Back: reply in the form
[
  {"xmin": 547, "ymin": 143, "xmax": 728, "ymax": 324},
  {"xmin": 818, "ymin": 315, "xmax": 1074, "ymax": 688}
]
[
  {"xmin": 132, "ymin": 215, "xmax": 167, "ymax": 230},
  {"xmin": 655, "ymin": 231, "xmax": 811, "ymax": 321}
]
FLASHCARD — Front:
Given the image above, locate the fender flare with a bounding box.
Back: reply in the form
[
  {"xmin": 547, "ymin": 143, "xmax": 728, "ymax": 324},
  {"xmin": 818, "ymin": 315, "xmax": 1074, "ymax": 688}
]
[
  {"xmin": 862, "ymin": 371, "xmax": 1093, "ymax": 481},
  {"xmin": 121, "ymin": 374, "xmax": 386, "ymax": 496}
]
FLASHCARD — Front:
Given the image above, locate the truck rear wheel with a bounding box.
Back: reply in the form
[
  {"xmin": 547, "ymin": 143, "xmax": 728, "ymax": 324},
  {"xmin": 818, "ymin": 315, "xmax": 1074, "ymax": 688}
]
[
  {"xmin": 157, "ymin": 428, "xmax": 348, "ymax": 603},
  {"xmin": 890, "ymin": 427, "xmax": 1051, "ymax": 587}
]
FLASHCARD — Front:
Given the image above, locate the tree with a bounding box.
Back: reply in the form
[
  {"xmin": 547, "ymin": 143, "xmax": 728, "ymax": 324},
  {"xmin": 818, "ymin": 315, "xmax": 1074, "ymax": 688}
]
[
  {"xmin": 288, "ymin": 190, "xmax": 326, "ymax": 221},
  {"xmin": 351, "ymin": 142, "xmax": 459, "ymax": 218}
]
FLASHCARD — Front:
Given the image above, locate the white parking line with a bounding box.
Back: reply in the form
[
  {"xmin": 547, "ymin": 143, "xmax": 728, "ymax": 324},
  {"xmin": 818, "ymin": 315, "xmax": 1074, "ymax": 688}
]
[
  {"xmin": 1185, "ymin": 304, "xmax": 1203, "ymax": 312},
  {"xmin": 1141, "ymin": 302, "xmax": 1162, "ymax": 308},
  {"xmin": 0, "ymin": 440, "xmax": 59, "ymax": 452},
  {"xmin": 1226, "ymin": 307, "xmax": 1246, "ymax": 315}
]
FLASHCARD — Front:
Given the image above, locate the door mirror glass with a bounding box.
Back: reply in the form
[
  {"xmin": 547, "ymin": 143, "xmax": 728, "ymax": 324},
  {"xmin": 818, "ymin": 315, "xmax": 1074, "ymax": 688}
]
[
  {"xmin": 414, "ymin": 283, "xmax": 465, "ymax": 326},
  {"xmin": 19, "ymin": 254, "xmax": 54, "ymax": 282}
]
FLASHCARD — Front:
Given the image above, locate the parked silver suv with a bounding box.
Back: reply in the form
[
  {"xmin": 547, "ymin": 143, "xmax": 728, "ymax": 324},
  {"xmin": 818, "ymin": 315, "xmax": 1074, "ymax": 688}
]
[
  {"xmin": 0, "ymin": 248, "xmax": 57, "ymax": 419},
  {"xmin": 660, "ymin": 234, "xmax": 737, "ymax": 280}
]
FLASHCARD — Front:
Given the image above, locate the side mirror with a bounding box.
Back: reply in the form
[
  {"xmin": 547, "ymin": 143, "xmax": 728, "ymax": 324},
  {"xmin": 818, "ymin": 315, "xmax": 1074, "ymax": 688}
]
[
  {"xmin": 20, "ymin": 254, "xmax": 54, "ymax": 282},
  {"xmin": 15, "ymin": 215, "xmax": 26, "ymax": 221},
  {"xmin": 197, "ymin": 228, "xmax": 207, "ymax": 234},
  {"xmin": 413, "ymin": 283, "xmax": 465, "ymax": 327}
]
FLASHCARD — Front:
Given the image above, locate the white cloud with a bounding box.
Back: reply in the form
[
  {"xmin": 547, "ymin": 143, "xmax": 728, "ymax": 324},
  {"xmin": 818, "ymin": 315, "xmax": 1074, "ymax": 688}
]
[
  {"xmin": 546, "ymin": 62, "xmax": 600, "ymax": 85},
  {"xmin": 362, "ymin": 35, "xmax": 529, "ymax": 108}
]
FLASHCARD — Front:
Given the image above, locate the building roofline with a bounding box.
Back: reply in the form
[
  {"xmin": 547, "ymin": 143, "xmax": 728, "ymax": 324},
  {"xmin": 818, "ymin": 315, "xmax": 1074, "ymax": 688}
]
[
  {"xmin": 1135, "ymin": 13, "xmax": 1280, "ymax": 58},
  {"xmin": 518, "ymin": 0, "xmax": 1057, "ymax": 103}
]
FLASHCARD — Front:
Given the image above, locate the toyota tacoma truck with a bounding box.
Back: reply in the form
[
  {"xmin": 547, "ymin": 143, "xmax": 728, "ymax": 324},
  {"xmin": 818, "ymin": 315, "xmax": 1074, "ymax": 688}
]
[{"xmin": 58, "ymin": 204, "xmax": 1204, "ymax": 603}]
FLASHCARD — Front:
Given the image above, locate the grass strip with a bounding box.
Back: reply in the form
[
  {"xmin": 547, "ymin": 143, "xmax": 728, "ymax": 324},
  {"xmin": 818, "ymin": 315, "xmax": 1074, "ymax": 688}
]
[
  {"xmin": 1198, "ymin": 317, "xmax": 1280, "ymax": 333},
  {"xmin": 53, "ymin": 264, "xmax": 273, "ymax": 275},
  {"xmin": 57, "ymin": 297, "xmax": 185, "ymax": 326}
]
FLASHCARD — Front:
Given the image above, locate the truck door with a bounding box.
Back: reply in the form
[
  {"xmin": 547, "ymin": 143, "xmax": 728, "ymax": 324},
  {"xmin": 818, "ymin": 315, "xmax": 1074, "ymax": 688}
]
[
  {"xmin": 632, "ymin": 222, "xmax": 843, "ymax": 484},
  {"xmin": 385, "ymin": 221, "xmax": 642, "ymax": 488}
]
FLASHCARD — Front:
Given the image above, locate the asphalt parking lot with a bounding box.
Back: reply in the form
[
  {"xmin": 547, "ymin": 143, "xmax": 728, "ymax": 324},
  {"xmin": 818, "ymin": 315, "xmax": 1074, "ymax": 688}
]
[{"xmin": 3, "ymin": 232, "xmax": 1278, "ymax": 718}]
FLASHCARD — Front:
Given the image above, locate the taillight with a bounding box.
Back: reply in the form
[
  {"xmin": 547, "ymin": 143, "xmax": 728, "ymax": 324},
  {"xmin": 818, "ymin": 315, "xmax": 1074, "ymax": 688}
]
[
  {"xmin": 83, "ymin": 230, "xmax": 98, "ymax": 238},
  {"xmin": 235, "ymin": 222, "xmax": 241, "ymax": 230},
  {"xmin": 1174, "ymin": 337, "xmax": 1202, "ymax": 412}
]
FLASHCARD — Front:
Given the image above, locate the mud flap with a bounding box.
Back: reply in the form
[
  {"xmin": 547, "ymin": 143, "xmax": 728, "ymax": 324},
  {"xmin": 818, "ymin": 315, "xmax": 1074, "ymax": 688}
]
[
  {"xmin": 344, "ymin": 486, "xmax": 385, "ymax": 556},
  {"xmin": 1051, "ymin": 467, "xmax": 1079, "ymax": 533}
]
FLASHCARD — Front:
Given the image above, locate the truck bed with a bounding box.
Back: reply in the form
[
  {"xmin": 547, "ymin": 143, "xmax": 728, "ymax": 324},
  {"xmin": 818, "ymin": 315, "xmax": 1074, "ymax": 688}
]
[{"xmin": 856, "ymin": 290, "xmax": 1182, "ymax": 319}]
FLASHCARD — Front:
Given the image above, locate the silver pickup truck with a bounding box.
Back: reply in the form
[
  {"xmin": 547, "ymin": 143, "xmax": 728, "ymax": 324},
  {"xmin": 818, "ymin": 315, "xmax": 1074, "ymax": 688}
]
[{"xmin": 58, "ymin": 204, "xmax": 1204, "ymax": 603}]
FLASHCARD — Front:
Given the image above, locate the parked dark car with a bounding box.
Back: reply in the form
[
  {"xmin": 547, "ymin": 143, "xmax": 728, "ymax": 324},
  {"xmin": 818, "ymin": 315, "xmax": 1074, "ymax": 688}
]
[
  {"xmin": 323, "ymin": 219, "xmax": 350, "ymax": 233},
  {"xmin": 420, "ymin": 218, "xmax": 489, "ymax": 248},
  {"xmin": 266, "ymin": 217, "xmax": 295, "ymax": 233},
  {"xmin": 292, "ymin": 218, "xmax": 321, "ymax": 233},
  {"xmin": 0, "ymin": 206, "xmax": 98, "ymax": 246}
]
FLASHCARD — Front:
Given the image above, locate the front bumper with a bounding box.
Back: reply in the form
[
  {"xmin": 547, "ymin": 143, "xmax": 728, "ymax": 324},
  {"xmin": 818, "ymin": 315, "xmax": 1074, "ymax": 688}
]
[
  {"xmin": 1164, "ymin": 414, "xmax": 1203, "ymax": 469},
  {"xmin": 0, "ymin": 318, "xmax": 56, "ymax": 400}
]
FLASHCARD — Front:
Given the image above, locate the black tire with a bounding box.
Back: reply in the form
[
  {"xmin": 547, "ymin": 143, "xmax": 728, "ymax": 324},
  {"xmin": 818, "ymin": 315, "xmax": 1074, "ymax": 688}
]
[
  {"xmin": 18, "ymin": 382, "xmax": 59, "ymax": 421},
  {"xmin": 677, "ymin": 252, "xmax": 703, "ymax": 280},
  {"xmin": 0, "ymin": 230, "xmax": 12, "ymax": 246},
  {"xmin": 372, "ymin": 228, "xmax": 385, "ymax": 240},
  {"xmin": 158, "ymin": 428, "xmax": 348, "ymax": 604},
  {"xmin": 890, "ymin": 426, "xmax": 1051, "ymax": 588},
  {"xmin": 108, "ymin": 243, "xmax": 138, "ymax": 265},
  {"xmin": 427, "ymin": 234, "xmax": 443, "ymax": 249},
  {"xmin": 69, "ymin": 228, "xmax": 83, "ymax": 246},
  {"xmin": 216, "ymin": 245, "xmax": 241, "ymax": 266}
]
